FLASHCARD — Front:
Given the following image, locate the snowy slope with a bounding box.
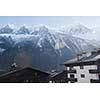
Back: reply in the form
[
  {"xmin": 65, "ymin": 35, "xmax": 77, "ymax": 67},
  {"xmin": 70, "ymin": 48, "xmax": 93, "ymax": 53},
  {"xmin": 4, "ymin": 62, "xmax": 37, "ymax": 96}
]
[
  {"xmin": 0, "ymin": 25, "xmax": 96, "ymax": 55},
  {"xmin": 61, "ymin": 23, "xmax": 100, "ymax": 47},
  {"xmin": 61, "ymin": 23, "xmax": 100, "ymax": 40}
]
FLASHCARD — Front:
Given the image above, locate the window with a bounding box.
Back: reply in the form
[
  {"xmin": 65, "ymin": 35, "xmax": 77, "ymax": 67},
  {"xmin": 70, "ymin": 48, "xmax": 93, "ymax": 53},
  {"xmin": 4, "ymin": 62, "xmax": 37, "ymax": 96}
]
[
  {"xmin": 80, "ymin": 66, "xmax": 84, "ymax": 69},
  {"xmin": 81, "ymin": 74, "xmax": 85, "ymax": 78},
  {"xmin": 70, "ymin": 74, "xmax": 74, "ymax": 78}
]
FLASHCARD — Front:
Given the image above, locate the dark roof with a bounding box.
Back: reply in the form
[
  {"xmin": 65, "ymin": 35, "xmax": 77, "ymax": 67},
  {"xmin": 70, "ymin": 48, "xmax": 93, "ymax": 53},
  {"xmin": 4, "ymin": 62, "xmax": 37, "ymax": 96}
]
[
  {"xmin": 50, "ymin": 70, "xmax": 67, "ymax": 83},
  {"xmin": 0, "ymin": 70, "xmax": 7, "ymax": 75},
  {"xmin": 0, "ymin": 67, "xmax": 50, "ymax": 82},
  {"xmin": 50, "ymin": 70, "xmax": 67, "ymax": 78},
  {"xmin": 64, "ymin": 52, "xmax": 100, "ymax": 66},
  {"xmin": 0, "ymin": 67, "xmax": 50, "ymax": 77}
]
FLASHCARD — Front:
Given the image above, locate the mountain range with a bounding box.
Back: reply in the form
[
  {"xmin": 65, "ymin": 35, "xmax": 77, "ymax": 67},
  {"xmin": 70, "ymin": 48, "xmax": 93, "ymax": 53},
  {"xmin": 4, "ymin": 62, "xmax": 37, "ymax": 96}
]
[{"xmin": 0, "ymin": 24, "xmax": 99, "ymax": 72}]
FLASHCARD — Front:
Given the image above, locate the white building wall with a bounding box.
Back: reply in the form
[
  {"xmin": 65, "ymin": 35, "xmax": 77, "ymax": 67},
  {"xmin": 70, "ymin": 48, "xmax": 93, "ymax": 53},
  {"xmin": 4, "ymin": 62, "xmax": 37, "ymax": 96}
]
[{"xmin": 68, "ymin": 65, "xmax": 99, "ymax": 83}]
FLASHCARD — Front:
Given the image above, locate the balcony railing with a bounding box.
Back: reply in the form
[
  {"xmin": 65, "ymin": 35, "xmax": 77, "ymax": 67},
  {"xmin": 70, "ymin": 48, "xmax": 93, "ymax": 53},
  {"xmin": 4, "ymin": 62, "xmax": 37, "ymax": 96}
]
[
  {"xmin": 89, "ymin": 69, "xmax": 100, "ymax": 74},
  {"xmin": 68, "ymin": 78, "xmax": 77, "ymax": 83},
  {"xmin": 90, "ymin": 79, "xmax": 100, "ymax": 83},
  {"xmin": 67, "ymin": 70, "xmax": 76, "ymax": 73}
]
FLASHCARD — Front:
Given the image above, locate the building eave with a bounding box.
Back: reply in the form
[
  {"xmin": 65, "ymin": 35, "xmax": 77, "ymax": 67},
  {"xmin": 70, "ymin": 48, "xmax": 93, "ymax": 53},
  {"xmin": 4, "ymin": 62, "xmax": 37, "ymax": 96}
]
[
  {"xmin": 0, "ymin": 67, "xmax": 50, "ymax": 78},
  {"xmin": 64, "ymin": 60, "xmax": 97, "ymax": 67}
]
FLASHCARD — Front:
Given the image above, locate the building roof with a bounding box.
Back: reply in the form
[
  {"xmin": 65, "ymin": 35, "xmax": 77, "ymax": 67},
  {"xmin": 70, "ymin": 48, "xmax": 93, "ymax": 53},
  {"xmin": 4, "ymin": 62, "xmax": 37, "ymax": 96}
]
[
  {"xmin": 50, "ymin": 70, "xmax": 67, "ymax": 83},
  {"xmin": 0, "ymin": 67, "xmax": 50, "ymax": 77},
  {"xmin": 0, "ymin": 67, "xmax": 50, "ymax": 82},
  {"xmin": 50, "ymin": 70, "xmax": 67, "ymax": 78},
  {"xmin": 64, "ymin": 51, "xmax": 100, "ymax": 66}
]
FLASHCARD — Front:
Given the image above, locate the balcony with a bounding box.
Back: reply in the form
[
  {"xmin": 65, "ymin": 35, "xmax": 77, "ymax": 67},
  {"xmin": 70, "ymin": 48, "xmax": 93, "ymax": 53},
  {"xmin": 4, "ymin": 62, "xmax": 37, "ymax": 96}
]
[
  {"xmin": 90, "ymin": 79, "xmax": 100, "ymax": 83},
  {"xmin": 68, "ymin": 78, "xmax": 77, "ymax": 83},
  {"xmin": 89, "ymin": 69, "xmax": 100, "ymax": 74},
  {"xmin": 67, "ymin": 70, "xmax": 76, "ymax": 73}
]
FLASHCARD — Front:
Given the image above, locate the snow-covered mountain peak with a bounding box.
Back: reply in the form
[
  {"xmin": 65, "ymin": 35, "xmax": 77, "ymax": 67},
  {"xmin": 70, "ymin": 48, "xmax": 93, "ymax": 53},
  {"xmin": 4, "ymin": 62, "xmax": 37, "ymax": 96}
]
[
  {"xmin": 0, "ymin": 25, "xmax": 13, "ymax": 34},
  {"xmin": 3, "ymin": 25, "xmax": 11, "ymax": 29},
  {"xmin": 61, "ymin": 23, "xmax": 92, "ymax": 35},
  {"xmin": 33, "ymin": 24, "xmax": 49, "ymax": 33},
  {"xmin": 6, "ymin": 24, "xmax": 16, "ymax": 29},
  {"xmin": 16, "ymin": 26, "xmax": 30, "ymax": 34},
  {"xmin": 62, "ymin": 23, "xmax": 92, "ymax": 35}
]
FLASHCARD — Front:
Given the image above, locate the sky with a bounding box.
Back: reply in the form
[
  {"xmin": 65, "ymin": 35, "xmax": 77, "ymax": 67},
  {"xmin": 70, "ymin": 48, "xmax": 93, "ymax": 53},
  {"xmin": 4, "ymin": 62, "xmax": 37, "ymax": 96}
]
[{"xmin": 0, "ymin": 16, "xmax": 100, "ymax": 28}]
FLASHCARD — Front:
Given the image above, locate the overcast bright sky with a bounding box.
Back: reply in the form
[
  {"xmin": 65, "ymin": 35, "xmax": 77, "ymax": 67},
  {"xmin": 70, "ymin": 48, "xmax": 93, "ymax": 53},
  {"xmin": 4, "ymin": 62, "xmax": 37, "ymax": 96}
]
[{"xmin": 0, "ymin": 16, "xmax": 100, "ymax": 28}]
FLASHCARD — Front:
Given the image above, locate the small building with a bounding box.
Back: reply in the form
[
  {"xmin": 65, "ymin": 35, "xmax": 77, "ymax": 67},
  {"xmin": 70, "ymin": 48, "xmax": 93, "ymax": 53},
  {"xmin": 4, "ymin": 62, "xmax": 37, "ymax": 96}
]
[
  {"xmin": 0, "ymin": 67, "xmax": 50, "ymax": 83},
  {"xmin": 64, "ymin": 49, "xmax": 100, "ymax": 83}
]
